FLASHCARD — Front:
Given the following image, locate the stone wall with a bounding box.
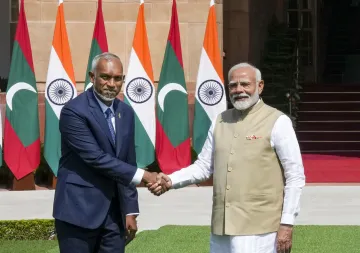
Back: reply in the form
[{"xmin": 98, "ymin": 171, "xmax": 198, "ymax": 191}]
[
  {"xmin": 11, "ymin": 0, "xmax": 223, "ymax": 93},
  {"xmin": 4, "ymin": 0, "xmax": 224, "ymax": 142}
]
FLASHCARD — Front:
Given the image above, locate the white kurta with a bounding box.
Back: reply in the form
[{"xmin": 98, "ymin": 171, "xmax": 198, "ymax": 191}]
[
  {"xmin": 169, "ymin": 109, "xmax": 306, "ymax": 253},
  {"xmin": 210, "ymin": 232, "xmax": 277, "ymax": 253}
]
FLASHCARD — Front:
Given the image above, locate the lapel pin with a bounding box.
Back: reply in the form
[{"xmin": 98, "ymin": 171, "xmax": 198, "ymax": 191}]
[
  {"xmin": 118, "ymin": 112, "xmax": 121, "ymax": 119},
  {"xmin": 246, "ymin": 135, "xmax": 262, "ymax": 140}
]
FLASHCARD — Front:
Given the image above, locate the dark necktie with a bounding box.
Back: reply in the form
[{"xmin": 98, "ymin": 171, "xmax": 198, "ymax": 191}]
[{"xmin": 105, "ymin": 108, "xmax": 116, "ymax": 144}]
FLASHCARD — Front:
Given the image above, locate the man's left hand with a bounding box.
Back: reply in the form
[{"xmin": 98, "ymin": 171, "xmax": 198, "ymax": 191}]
[
  {"xmin": 276, "ymin": 224, "xmax": 293, "ymax": 253},
  {"xmin": 125, "ymin": 215, "xmax": 138, "ymax": 245}
]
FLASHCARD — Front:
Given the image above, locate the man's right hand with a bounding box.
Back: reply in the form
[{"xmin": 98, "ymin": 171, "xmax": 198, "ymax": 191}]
[
  {"xmin": 141, "ymin": 171, "xmax": 160, "ymax": 185},
  {"xmin": 147, "ymin": 173, "xmax": 172, "ymax": 196}
]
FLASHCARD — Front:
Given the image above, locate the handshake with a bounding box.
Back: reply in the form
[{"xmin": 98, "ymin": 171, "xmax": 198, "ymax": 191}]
[{"xmin": 142, "ymin": 171, "xmax": 172, "ymax": 196}]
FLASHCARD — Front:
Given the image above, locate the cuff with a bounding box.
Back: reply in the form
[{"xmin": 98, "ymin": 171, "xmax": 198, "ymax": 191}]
[
  {"xmin": 280, "ymin": 213, "xmax": 296, "ymax": 225},
  {"xmin": 168, "ymin": 174, "xmax": 182, "ymax": 189},
  {"xmin": 131, "ymin": 168, "xmax": 145, "ymax": 185},
  {"xmin": 126, "ymin": 213, "xmax": 139, "ymax": 216}
]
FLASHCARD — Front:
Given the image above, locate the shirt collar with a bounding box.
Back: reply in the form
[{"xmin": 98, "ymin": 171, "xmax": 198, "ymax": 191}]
[{"xmin": 93, "ymin": 89, "xmax": 115, "ymax": 115}]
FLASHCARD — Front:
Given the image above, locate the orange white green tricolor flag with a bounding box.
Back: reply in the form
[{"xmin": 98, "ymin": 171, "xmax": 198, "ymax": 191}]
[
  {"xmin": 44, "ymin": 0, "xmax": 77, "ymax": 175},
  {"xmin": 192, "ymin": 0, "xmax": 226, "ymax": 154},
  {"xmin": 124, "ymin": 0, "xmax": 155, "ymax": 168}
]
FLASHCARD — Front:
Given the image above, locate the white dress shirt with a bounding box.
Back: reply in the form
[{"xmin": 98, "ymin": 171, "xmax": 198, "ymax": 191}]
[{"xmin": 169, "ymin": 110, "xmax": 306, "ymax": 226}]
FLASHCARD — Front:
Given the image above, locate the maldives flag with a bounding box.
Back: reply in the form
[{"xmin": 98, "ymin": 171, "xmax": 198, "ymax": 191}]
[
  {"xmin": 4, "ymin": 0, "xmax": 40, "ymax": 180},
  {"xmin": 124, "ymin": 0, "xmax": 155, "ymax": 168},
  {"xmin": 193, "ymin": 0, "xmax": 226, "ymax": 154},
  {"xmin": 44, "ymin": 0, "xmax": 77, "ymax": 175},
  {"xmin": 155, "ymin": 0, "xmax": 191, "ymax": 174},
  {"xmin": 84, "ymin": 0, "xmax": 108, "ymax": 91}
]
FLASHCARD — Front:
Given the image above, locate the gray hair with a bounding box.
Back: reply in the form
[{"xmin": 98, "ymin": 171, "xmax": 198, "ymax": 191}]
[
  {"xmin": 91, "ymin": 52, "xmax": 122, "ymax": 74},
  {"xmin": 228, "ymin": 62, "xmax": 262, "ymax": 83}
]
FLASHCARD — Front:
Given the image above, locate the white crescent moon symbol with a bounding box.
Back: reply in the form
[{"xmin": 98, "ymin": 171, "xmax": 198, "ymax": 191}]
[
  {"xmin": 157, "ymin": 83, "xmax": 188, "ymax": 111},
  {"xmin": 85, "ymin": 82, "xmax": 93, "ymax": 91},
  {"xmin": 6, "ymin": 82, "xmax": 37, "ymax": 111}
]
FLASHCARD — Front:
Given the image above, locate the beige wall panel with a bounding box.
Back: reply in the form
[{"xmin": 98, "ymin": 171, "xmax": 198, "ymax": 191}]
[
  {"xmin": 41, "ymin": 2, "xmax": 58, "ymax": 21},
  {"xmin": 188, "ymin": 23, "xmax": 205, "ymax": 84},
  {"xmin": 66, "ymin": 23, "xmax": 95, "ymax": 87},
  {"xmin": 64, "ymin": 2, "xmax": 97, "ymax": 22},
  {"xmin": 102, "ymin": 2, "xmax": 151, "ymax": 22},
  {"xmin": 151, "ymin": 3, "xmax": 171, "ymax": 22},
  {"xmin": 28, "ymin": 22, "xmax": 55, "ymax": 89},
  {"xmin": 177, "ymin": 3, "xmax": 208, "ymax": 23},
  {"xmin": 24, "ymin": 2, "xmax": 41, "ymax": 22}
]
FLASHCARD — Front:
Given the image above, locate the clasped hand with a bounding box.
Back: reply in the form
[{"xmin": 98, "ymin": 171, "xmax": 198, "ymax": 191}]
[{"xmin": 142, "ymin": 171, "xmax": 172, "ymax": 196}]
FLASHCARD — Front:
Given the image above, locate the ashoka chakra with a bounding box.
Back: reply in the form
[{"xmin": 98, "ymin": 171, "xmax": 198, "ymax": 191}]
[
  {"xmin": 198, "ymin": 79, "xmax": 224, "ymax": 106},
  {"xmin": 126, "ymin": 77, "xmax": 153, "ymax": 104},
  {"xmin": 47, "ymin": 78, "xmax": 75, "ymax": 106}
]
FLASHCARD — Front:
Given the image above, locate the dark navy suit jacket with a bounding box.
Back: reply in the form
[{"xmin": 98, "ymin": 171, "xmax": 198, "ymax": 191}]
[{"xmin": 53, "ymin": 87, "xmax": 139, "ymax": 230}]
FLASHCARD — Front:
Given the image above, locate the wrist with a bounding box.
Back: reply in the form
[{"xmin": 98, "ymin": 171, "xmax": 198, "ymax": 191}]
[
  {"xmin": 142, "ymin": 171, "xmax": 151, "ymax": 183},
  {"xmin": 280, "ymin": 224, "xmax": 293, "ymax": 230}
]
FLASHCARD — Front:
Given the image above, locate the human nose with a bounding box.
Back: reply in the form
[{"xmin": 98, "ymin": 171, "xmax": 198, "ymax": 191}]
[
  {"xmin": 105, "ymin": 77, "xmax": 116, "ymax": 87},
  {"xmin": 230, "ymin": 82, "xmax": 245, "ymax": 93}
]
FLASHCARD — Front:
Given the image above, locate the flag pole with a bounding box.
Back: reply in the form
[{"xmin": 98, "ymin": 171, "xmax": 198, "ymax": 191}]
[{"xmin": 12, "ymin": 173, "xmax": 35, "ymax": 190}]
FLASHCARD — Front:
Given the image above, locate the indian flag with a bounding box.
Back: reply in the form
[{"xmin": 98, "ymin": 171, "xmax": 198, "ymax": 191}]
[
  {"xmin": 44, "ymin": 0, "xmax": 77, "ymax": 176},
  {"xmin": 192, "ymin": 0, "xmax": 226, "ymax": 155},
  {"xmin": 124, "ymin": 0, "xmax": 155, "ymax": 168}
]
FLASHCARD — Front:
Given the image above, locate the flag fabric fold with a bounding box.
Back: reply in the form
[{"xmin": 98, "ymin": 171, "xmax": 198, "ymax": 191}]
[
  {"xmin": 84, "ymin": 0, "xmax": 108, "ymax": 91},
  {"xmin": 4, "ymin": 0, "xmax": 40, "ymax": 179},
  {"xmin": 193, "ymin": 0, "xmax": 226, "ymax": 154},
  {"xmin": 155, "ymin": 0, "xmax": 191, "ymax": 174},
  {"xmin": 44, "ymin": 0, "xmax": 77, "ymax": 176},
  {"xmin": 124, "ymin": 0, "xmax": 155, "ymax": 168}
]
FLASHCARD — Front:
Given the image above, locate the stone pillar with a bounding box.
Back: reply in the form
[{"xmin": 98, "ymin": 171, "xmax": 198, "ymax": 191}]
[
  {"xmin": 249, "ymin": 0, "xmax": 278, "ymax": 66},
  {"xmin": 222, "ymin": 0, "xmax": 284, "ymax": 74},
  {"xmin": 0, "ymin": 0, "xmax": 10, "ymax": 79},
  {"xmin": 223, "ymin": 0, "xmax": 249, "ymax": 82}
]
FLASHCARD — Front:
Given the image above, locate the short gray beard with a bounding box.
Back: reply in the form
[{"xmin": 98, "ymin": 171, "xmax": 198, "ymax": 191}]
[
  {"xmin": 94, "ymin": 85, "xmax": 115, "ymax": 102},
  {"xmin": 230, "ymin": 89, "xmax": 259, "ymax": 111}
]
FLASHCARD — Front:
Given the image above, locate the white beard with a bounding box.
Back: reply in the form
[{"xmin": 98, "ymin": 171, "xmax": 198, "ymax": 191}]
[
  {"xmin": 94, "ymin": 86, "xmax": 116, "ymax": 102},
  {"xmin": 230, "ymin": 90, "xmax": 259, "ymax": 111}
]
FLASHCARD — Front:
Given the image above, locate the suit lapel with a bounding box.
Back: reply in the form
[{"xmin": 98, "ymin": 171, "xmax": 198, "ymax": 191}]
[
  {"xmin": 113, "ymin": 100, "xmax": 124, "ymax": 156},
  {"xmin": 87, "ymin": 88, "xmax": 116, "ymax": 150}
]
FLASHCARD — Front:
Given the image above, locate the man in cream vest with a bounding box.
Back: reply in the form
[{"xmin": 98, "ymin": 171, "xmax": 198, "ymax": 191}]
[{"xmin": 148, "ymin": 63, "xmax": 306, "ymax": 253}]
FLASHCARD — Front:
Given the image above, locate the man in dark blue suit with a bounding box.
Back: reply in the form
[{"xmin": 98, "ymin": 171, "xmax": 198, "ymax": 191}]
[{"xmin": 53, "ymin": 52, "xmax": 160, "ymax": 253}]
